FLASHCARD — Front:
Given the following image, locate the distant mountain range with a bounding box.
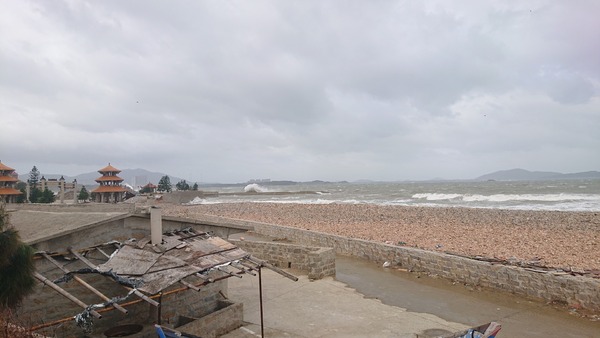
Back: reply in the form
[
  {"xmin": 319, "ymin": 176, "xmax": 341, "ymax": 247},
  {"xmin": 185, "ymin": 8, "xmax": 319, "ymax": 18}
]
[
  {"xmin": 18, "ymin": 167, "xmax": 600, "ymax": 187},
  {"xmin": 476, "ymin": 168, "xmax": 600, "ymax": 181}
]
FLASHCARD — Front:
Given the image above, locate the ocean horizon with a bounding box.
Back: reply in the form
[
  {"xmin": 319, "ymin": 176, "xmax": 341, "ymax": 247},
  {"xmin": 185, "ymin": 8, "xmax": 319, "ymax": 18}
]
[{"xmin": 186, "ymin": 179, "xmax": 600, "ymax": 212}]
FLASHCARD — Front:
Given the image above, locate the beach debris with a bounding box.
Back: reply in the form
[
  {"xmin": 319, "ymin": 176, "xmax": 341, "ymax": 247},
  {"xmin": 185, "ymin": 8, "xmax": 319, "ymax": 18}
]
[{"xmin": 383, "ymin": 261, "xmax": 391, "ymax": 268}]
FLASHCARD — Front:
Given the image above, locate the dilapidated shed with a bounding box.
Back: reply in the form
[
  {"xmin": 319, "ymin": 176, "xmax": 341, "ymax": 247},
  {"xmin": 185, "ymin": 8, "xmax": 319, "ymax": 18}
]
[{"xmin": 9, "ymin": 205, "xmax": 296, "ymax": 337}]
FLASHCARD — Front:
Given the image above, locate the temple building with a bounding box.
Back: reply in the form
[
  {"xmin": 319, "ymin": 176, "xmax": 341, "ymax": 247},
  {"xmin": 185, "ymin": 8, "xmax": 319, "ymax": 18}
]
[
  {"xmin": 0, "ymin": 161, "xmax": 22, "ymax": 203},
  {"xmin": 91, "ymin": 164, "xmax": 128, "ymax": 203}
]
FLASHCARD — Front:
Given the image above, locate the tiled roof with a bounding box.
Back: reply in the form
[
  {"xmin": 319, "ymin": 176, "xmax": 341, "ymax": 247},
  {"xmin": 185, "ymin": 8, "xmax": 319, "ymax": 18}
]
[
  {"xmin": 0, "ymin": 187, "xmax": 22, "ymax": 195},
  {"xmin": 95, "ymin": 175, "xmax": 124, "ymax": 182},
  {"xmin": 91, "ymin": 186, "xmax": 128, "ymax": 193},
  {"xmin": 0, "ymin": 161, "xmax": 15, "ymax": 171},
  {"xmin": 0, "ymin": 175, "xmax": 19, "ymax": 182},
  {"xmin": 98, "ymin": 164, "xmax": 121, "ymax": 174}
]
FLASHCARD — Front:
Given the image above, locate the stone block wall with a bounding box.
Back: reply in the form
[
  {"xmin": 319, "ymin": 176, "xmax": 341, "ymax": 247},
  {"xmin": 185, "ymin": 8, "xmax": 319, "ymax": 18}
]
[
  {"xmin": 231, "ymin": 239, "xmax": 336, "ymax": 280},
  {"xmin": 177, "ymin": 300, "xmax": 243, "ymax": 338},
  {"xmin": 248, "ymin": 221, "xmax": 600, "ymax": 312},
  {"xmin": 10, "ymin": 203, "xmax": 135, "ymax": 213},
  {"xmin": 22, "ymin": 253, "xmax": 229, "ymax": 337},
  {"xmin": 160, "ymin": 279, "xmax": 227, "ymax": 326}
]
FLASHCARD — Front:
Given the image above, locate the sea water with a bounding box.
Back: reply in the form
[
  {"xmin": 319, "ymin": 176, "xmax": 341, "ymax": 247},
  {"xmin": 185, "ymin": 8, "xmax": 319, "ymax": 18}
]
[{"xmin": 198, "ymin": 179, "xmax": 600, "ymax": 211}]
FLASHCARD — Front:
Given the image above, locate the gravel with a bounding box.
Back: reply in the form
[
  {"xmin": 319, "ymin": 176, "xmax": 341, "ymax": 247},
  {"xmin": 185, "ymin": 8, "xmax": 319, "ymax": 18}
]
[{"xmin": 161, "ymin": 203, "xmax": 600, "ymax": 271}]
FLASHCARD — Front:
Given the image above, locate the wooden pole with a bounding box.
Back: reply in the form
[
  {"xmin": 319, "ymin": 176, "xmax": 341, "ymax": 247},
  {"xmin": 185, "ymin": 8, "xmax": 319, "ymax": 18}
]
[
  {"xmin": 33, "ymin": 272, "xmax": 101, "ymax": 319},
  {"xmin": 42, "ymin": 253, "xmax": 128, "ymax": 314},
  {"xmin": 69, "ymin": 248, "xmax": 159, "ymax": 307},
  {"xmin": 248, "ymin": 257, "xmax": 299, "ymax": 281},
  {"xmin": 258, "ymin": 266, "xmax": 264, "ymax": 338}
]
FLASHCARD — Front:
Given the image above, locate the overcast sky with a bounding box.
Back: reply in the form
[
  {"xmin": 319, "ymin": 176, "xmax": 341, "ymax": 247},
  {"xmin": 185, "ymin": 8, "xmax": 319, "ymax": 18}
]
[{"xmin": 1, "ymin": 1, "xmax": 599, "ymax": 183}]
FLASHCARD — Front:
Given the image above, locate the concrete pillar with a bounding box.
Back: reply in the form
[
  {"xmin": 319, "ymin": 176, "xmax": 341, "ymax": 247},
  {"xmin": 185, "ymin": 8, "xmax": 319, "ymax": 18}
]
[
  {"xmin": 150, "ymin": 207, "xmax": 162, "ymax": 245},
  {"xmin": 59, "ymin": 176, "xmax": 65, "ymax": 204},
  {"xmin": 73, "ymin": 180, "xmax": 78, "ymax": 204}
]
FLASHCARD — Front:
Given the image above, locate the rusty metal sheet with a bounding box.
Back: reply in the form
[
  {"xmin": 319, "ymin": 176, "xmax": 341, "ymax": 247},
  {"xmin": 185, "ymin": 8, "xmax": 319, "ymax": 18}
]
[
  {"xmin": 161, "ymin": 236, "xmax": 184, "ymax": 251},
  {"xmin": 97, "ymin": 245, "xmax": 161, "ymax": 275},
  {"xmin": 138, "ymin": 265, "xmax": 199, "ymax": 294},
  {"xmin": 182, "ymin": 240, "xmax": 218, "ymax": 256},
  {"xmin": 219, "ymin": 248, "xmax": 249, "ymax": 261},
  {"xmin": 206, "ymin": 237, "xmax": 236, "ymax": 250},
  {"xmin": 147, "ymin": 254, "xmax": 187, "ymax": 273}
]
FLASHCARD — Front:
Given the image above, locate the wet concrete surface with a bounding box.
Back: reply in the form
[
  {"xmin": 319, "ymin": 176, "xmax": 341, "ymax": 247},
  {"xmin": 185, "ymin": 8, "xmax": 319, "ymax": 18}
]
[
  {"xmin": 223, "ymin": 267, "xmax": 468, "ymax": 337},
  {"xmin": 335, "ymin": 255, "xmax": 600, "ymax": 338},
  {"xmin": 229, "ymin": 231, "xmax": 600, "ymax": 336}
]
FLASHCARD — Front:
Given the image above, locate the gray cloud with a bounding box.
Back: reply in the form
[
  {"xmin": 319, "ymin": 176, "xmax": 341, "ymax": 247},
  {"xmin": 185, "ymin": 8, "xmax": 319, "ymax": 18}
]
[{"xmin": 1, "ymin": 1, "xmax": 599, "ymax": 182}]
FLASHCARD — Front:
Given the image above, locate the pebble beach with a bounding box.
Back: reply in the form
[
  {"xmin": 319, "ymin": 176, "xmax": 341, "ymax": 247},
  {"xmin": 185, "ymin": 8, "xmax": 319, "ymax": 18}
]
[{"xmin": 161, "ymin": 202, "xmax": 600, "ymax": 272}]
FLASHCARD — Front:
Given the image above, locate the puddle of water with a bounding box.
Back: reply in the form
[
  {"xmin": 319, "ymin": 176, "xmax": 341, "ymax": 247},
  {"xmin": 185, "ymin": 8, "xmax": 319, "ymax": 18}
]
[{"xmin": 335, "ymin": 255, "xmax": 600, "ymax": 338}]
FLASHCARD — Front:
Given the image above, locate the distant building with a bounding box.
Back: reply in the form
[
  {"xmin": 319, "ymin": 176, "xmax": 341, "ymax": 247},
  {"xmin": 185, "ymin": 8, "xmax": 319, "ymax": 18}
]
[
  {"xmin": 91, "ymin": 164, "xmax": 128, "ymax": 203},
  {"xmin": 141, "ymin": 182, "xmax": 157, "ymax": 193},
  {"xmin": 0, "ymin": 161, "xmax": 22, "ymax": 203}
]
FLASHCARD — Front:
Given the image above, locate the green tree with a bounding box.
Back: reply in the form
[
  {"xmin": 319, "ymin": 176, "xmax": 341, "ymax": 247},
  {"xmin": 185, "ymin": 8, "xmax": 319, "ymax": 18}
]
[
  {"xmin": 192, "ymin": 182, "xmax": 199, "ymax": 191},
  {"xmin": 157, "ymin": 175, "xmax": 172, "ymax": 192},
  {"xmin": 139, "ymin": 185, "xmax": 153, "ymax": 194},
  {"xmin": 28, "ymin": 166, "xmax": 40, "ymax": 188},
  {"xmin": 175, "ymin": 180, "xmax": 190, "ymax": 191},
  {"xmin": 0, "ymin": 205, "xmax": 35, "ymax": 309},
  {"xmin": 16, "ymin": 182, "xmax": 27, "ymax": 203},
  {"xmin": 37, "ymin": 188, "xmax": 55, "ymax": 204},
  {"xmin": 78, "ymin": 186, "xmax": 89, "ymax": 201},
  {"xmin": 29, "ymin": 188, "xmax": 42, "ymax": 203}
]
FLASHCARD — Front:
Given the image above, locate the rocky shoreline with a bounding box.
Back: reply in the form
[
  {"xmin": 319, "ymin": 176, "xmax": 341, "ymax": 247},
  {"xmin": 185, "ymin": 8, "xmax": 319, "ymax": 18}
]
[{"xmin": 161, "ymin": 202, "xmax": 600, "ymax": 272}]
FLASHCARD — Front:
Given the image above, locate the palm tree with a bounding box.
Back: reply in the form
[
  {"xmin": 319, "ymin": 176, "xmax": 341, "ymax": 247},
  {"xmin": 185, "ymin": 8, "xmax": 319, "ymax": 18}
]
[{"xmin": 0, "ymin": 204, "xmax": 35, "ymax": 309}]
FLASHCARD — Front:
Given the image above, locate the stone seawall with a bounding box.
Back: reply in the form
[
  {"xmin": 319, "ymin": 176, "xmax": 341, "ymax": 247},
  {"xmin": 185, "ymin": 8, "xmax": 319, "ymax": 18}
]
[
  {"xmin": 242, "ymin": 220, "xmax": 600, "ymax": 312},
  {"xmin": 231, "ymin": 239, "xmax": 335, "ymax": 280},
  {"xmin": 9, "ymin": 203, "xmax": 135, "ymax": 213}
]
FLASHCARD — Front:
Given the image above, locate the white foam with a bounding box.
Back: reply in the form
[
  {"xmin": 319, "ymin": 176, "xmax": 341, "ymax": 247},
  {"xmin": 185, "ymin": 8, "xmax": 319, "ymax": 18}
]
[
  {"xmin": 462, "ymin": 193, "xmax": 600, "ymax": 202},
  {"xmin": 244, "ymin": 183, "xmax": 268, "ymax": 193},
  {"xmin": 412, "ymin": 193, "xmax": 462, "ymax": 201},
  {"xmin": 185, "ymin": 196, "xmax": 205, "ymax": 205}
]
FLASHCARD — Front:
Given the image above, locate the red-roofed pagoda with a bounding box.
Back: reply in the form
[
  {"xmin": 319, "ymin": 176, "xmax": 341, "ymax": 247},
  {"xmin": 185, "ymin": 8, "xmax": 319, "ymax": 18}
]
[
  {"xmin": 0, "ymin": 161, "xmax": 23, "ymax": 203},
  {"xmin": 91, "ymin": 163, "xmax": 128, "ymax": 203}
]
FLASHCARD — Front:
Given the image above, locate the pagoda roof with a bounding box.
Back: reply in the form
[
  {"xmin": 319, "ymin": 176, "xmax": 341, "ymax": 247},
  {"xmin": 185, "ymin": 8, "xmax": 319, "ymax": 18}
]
[
  {"xmin": 0, "ymin": 187, "xmax": 22, "ymax": 195},
  {"xmin": 0, "ymin": 176, "xmax": 19, "ymax": 182},
  {"xmin": 0, "ymin": 161, "xmax": 15, "ymax": 171},
  {"xmin": 91, "ymin": 186, "xmax": 128, "ymax": 193},
  {"xmin": 95, "ymin": 175, "xmax": 125, "ymax": 182},
  {"xmin": 98, "ymin": 164, "xmax": 121, "ymax": 174}
]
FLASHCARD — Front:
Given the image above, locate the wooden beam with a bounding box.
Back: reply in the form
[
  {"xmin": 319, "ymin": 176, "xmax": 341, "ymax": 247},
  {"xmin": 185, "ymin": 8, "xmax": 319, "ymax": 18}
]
[
  {"xmin": 42, "ymin": 253, "xmax": 128, "ymax": 314},
  {"xmin": 69, "ymin": 248, "xmax": 159, "ymax": 307},
  {"xmin": 33, "ymin": 272, "xmax": 101, "ymax": 319},
  {"xmin": 248, "ymin": 257, "xmax": 298, "ymax": 282},
  {"xmin": 68, "ymin": 248, "xmax": 98, "ymax": 269}
]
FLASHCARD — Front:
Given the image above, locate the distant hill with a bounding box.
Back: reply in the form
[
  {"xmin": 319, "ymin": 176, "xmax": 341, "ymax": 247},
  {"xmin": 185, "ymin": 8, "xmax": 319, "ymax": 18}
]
[{"xmin": 477, "ymin": 168, "xmax": 600, "ymax": 181}]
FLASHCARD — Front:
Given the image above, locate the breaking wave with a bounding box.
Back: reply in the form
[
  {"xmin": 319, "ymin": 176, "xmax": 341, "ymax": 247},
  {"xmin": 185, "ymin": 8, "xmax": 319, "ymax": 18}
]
[
  {"xmin": 413, "ymin": 193, "xmax": 600, "ymax": 203},
  {"xmin": 244, "ymin": 184, "xmax": 268, "ymax": 193}
]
